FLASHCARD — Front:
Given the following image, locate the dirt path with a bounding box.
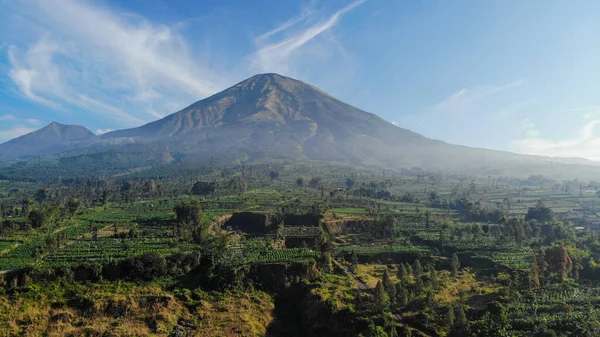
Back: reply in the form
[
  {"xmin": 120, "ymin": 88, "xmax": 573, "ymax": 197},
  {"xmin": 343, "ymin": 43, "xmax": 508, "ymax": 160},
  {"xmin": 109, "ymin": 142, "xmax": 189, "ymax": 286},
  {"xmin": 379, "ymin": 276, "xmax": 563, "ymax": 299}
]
[{"xmin": 334, "ymin": 260, "xmax": 369, "ymax": 291}]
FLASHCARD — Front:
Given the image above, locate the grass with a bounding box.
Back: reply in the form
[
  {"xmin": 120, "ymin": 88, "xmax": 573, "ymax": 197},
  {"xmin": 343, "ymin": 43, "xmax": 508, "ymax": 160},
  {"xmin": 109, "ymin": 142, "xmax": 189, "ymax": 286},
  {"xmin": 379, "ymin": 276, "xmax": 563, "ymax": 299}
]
[
  {"xmin": 313, "ymin": 273, "xmax": 357, "ymax": 311},
  {"xmin": 0, "ymin": 281, "xmax": 185, "ymax": 337},
  {"xmin": 193, "ymin": 290, "xmax": 274, "ymax": 337},
  {"xmin": 434, "ymin": 269, "xmax": 501, "ymax": 307},
  {"xmin": 354, "ymin": 264, "xmax": 399, "ymax": 288}
]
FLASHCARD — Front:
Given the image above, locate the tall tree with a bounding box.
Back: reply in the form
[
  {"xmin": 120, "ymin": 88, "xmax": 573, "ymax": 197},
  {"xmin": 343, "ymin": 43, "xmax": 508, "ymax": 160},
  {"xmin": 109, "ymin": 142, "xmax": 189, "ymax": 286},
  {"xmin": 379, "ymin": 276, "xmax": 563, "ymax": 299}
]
[
  {"xmin": 449, "ymin": 305, "xmax": 470, "ymax": 337},
  {"xmin": 546, "ymin": 246, "xmax": 571, "ymax": 282},
  {"xmin": 66, "ymin": 198, "xmax": 81, "ymax": 218},
  {"xmin": 395, "ymin": 283, "xmax": 408, "ymax": 307},
  {"xmin": 382, "ymin": 268, "xmax": 393, "ymax": 292},
  {"xmin": 21, "ymin": 199, "xmax": 32, "ymax": 218},
  {"xmin": 345, "ymin": 178, "xmax": 355, "ymax": 189},
  {"xmin": 398, "ymin": 263, "xmax": 408, "ymax": 284},
  {"xmin": 173, "ymin": 199, "xmax": 202, "ymax": 227},
  {"xmin": 413, "ymin": 259, "xmax": 423, "ymax": 278},
  {"xmin": 451, "ymin": 253, "xmax": 460, "ymax": 278},
  {"xmin": 446, "ymin": 304, "xmax": 455, "ymax": 332},
  {"xmin": 406, "ymin": 263, "xmax": 413, "ymax": 278},
  {"xmin": 28, "ymin": 209, "xmax": 46, "ymax": 228},
  {"xmin": 530, "ymin": 256, "xmax": 540, "ymax": 288},
  {"xmin": 374, "ymin": 281, "xmax": 390, "ymax": 313}
]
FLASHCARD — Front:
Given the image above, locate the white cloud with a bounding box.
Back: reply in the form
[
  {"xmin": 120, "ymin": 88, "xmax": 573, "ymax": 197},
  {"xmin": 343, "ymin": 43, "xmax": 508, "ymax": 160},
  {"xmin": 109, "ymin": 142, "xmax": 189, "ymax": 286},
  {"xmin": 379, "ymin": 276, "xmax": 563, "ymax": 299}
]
[
  {"xmin": 4, "ymin": 0, "xmax": 364, "ymax": 133},
  {"xmin": 0, "ymin": 127, "xmax": 37, "ymax": 143},
  {"xmin": 95, "ymin": 128, "xmax": 113, "ymax": 135},
  {"xmin": 513, "ymin": 117, "xmax": 600, "ymax": 160},
  {"xmin": 0, "ymin": 115, "xmax": 43, "ymax": 143},
  {"xmin": 433, "ymin": 81, "xmax": 524, "ymax": 114},
  {"xmin": 0, "ymin": 115, "xmax": 16, "ymax": 121},
  {"xmin": 6, "ymin": 0, "xmax": 228, "ymax": 127},
  {"xmin": 255, "ymin": 9, "xmax": 313, "ymax": 43},
  {"xmin": 0, "ymin": 114, "xmax": 42, "ymax": 125},
  {"xmin": 249, "ymin": 0, "xmax": 367, "ymax": 73},
  {"xmin": 391, "ymin": 120, "xmax": 398, "ymax": 126},
  {"xmin": 520, "ymin": 118, "xmax": 540, "ymax": 138}
]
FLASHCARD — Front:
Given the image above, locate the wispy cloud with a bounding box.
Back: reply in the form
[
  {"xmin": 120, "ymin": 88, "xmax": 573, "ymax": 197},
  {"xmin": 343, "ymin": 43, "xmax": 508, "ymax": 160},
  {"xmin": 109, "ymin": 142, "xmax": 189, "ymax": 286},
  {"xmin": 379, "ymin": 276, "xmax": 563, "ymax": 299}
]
[
  {"xmin": 513, "ymin": 113, "xmax": 600, "ymax": 160},
  {"xmin": 0, "ymin": 114, "xmax": 40, "ymax": 124},
  {"xmin": 3, "ymin": 0, "xmax": 364, "ymax": 136},
  {"xmin": 520, "ymin": 118, "xmax": 540, "ymax": 138},
  {"xmin": 0, "ymin": 127, "xmax": 38, "ymax": 143},
  {"xmin": 433, "ymin": 80, "xmax": 524, "ymax": 114},
  {"xmin": 255, "ymin": 9, "xmax": 313, "ymax": 43},
  {"xmin": 249, "ymin": 0, "xmax": 367, "ymax": 73},
  {"xmin": 6, "ymin": 0, "xmax": 228, "ymax": 127},
  {"xmin": 0, "ymin": 115, "xmax": 43, "ymax": 143}
]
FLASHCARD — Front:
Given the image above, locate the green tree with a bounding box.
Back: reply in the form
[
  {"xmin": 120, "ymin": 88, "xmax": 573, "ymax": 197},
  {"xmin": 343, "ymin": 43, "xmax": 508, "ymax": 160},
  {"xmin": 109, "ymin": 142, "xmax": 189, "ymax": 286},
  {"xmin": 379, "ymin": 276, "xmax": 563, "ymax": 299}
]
[
  {"xmin": 34, "ymin": 188, "xmax": 49, "ymax": 205},
  {"xmin": 346, "ymin": 178, "xmax": 355, "ymax": 189},
  {"xmin": 174, "ymin": 199, "xmax": 202, "ymax": 227},
  {"xmin": 66, "ymin": 198, "xmax": 81, "ymax": 218},
  {"xmin": 395, "ymin": 283, "xmax": 408, "ymax": 307},
  {"xmin": 530, "ymin": 256, "xmax": 540, "ymax": 288},
  {"xmin": 397, "ymin": 264, "xmax": 408, "ymax": 284},
  {"xmin": 296, "ymin": 178, "xmax": 304, "ymax": 187},
  {"xmin": 449, "ymin": 305, "xmax": 470, "ymax": 337},
  {"xmin": 367, "ymin": 322, "xmax": 389, "ymax": 337},
  {"xmin": 191, "ymin": 181, "xmax": 215, "ymax": 195},
  {"xmin": 309, "ymin": 177, "xmax": 322, "ymax": 188},
  {"xmin": 472, "ymin": 223, "xmax": 484, "ymax": 241},
  {"xmin": 21, "ymin": 199, "xmax": 32, "ymax": 218},
  {"xmin": 525, "ymin": 201, "xmax": 555, "ymax": 222},
  {"xmin": 28, "ymin": 209, "xmax": 46, "ymax": 228},
  {"xmin": 382, "ymin": 268, "xmax": 393, "ymax": 292},
  {"xmin": 374, "ymin": 281, "xmax": 390, "ymax": 313},
  {"xmin": 406, "ymin": 263, "xmax": 413, "ymax": 278},
  {"xmin": 446, "ymin": 304, "xmax": 455, "ymax": 331},
  {"xmin": 451, "ymin": 253, "xmax": 460, "ymax": 278},
  {"xmin": 413, "ymin": 259, "xmax": 423, "ymax": 278},
  {"xmin": 429, "ymin": 268, "xmax": 440, "ymax": 289},
  {"xmin": 535, "ymin": 327, "xmax": 557, "ymax": 337},
  {"xmin": 546, "ymin": 246, "xmax": 571, "ymax": 282},
  {"xmin": 400, "ymin": 325, "xmax": 412, "ymax": 337}
]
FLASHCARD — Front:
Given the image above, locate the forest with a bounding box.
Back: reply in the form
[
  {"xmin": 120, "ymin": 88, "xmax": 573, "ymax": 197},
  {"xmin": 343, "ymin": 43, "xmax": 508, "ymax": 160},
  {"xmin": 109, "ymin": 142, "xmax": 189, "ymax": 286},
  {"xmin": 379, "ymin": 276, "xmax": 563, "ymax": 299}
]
[{"xmin": 0, "ymin": 162, "xmax": 600, "ymax": 336}]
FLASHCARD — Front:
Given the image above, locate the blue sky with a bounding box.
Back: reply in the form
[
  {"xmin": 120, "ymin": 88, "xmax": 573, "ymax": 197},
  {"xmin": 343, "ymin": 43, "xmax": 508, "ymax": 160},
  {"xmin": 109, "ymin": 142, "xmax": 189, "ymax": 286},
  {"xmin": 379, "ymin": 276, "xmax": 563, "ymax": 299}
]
[{"xmin": 1, "ymin": 0, "xmax": 600, "ymax": 159}]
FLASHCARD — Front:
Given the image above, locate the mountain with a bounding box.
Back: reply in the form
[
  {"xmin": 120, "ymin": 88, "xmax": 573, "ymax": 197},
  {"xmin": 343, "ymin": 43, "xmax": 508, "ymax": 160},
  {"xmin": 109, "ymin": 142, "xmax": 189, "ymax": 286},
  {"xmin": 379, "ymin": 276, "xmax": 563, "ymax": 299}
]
[
  {"xmin": 0, "ymin": 122, "xmax": 96, "ymax": 160},
  {"xmin": 1, "ymin": 74, "xmax": 599, "ymax": 179},
  {"xmin": 100, "ymin": 73, "xmax": 434, "ymax": 165}
]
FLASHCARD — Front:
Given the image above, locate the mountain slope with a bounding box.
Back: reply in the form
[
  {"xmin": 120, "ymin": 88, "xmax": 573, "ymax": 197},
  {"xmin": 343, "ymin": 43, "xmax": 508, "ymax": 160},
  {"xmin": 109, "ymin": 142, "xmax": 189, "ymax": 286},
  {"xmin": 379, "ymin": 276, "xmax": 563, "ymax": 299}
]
[
  {"xmin": 100, "ymin": 73, "xmax": 438, "ymax": 165},
  {"xmin": 1, "ymin": 74, "xmax": 599, "ymax": 179},
  {"xmin": 0, "ymin": 122, "xmax": 96, "ymax": 160}
]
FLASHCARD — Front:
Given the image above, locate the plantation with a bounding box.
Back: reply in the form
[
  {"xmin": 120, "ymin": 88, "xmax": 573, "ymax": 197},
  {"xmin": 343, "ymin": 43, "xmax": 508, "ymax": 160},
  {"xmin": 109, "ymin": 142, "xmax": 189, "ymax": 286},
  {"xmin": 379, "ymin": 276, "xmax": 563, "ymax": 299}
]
[{"xmin": 1, "ymin": 162, "xmax": 600, "ymax": 336}]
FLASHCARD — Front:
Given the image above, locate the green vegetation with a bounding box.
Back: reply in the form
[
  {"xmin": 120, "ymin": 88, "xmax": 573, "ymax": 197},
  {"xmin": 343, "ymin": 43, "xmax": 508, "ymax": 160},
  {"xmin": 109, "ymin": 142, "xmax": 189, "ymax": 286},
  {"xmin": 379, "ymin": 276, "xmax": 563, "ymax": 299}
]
[{"xmin": 1, "ymin": 163, "xmax": 600, "ymax": 336}]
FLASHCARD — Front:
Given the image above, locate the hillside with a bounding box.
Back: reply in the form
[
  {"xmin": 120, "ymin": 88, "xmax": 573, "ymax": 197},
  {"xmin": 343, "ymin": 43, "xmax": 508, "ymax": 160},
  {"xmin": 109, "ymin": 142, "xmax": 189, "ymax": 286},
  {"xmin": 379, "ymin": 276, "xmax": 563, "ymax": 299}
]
[
  {"xmin": 0, "ymin": 122, "xmax": 96, "ymax": 160},
  {"xmin": 1, "ymin": 74, "xmax": 599, "ymax": 179}
]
